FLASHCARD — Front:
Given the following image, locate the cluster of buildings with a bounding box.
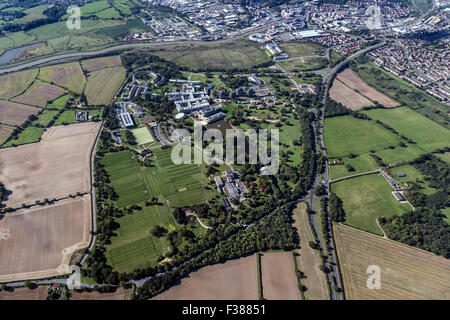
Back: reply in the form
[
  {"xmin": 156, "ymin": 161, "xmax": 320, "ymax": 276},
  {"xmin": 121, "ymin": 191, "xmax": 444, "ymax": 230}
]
[
  {"xmin": 380, "ymin": 169, "xmax": 408, "ymax": 203},
  {"xmin": 141, "ymin": 14, "xmax": 202, "ymax": 40},
  {"xmin": 367, "ymin": 41, "xmax": 450, "ymax": 104},
  {"xmin": 115, "ymin": 102, "xmax": 144, "ymax": 128},
  {"xmin": 214, "ymin": 169, "xmax": 248, "ymax": 209},
  {"xmin": 310, "ymin": 33, "xmax": 372, "ymax": 56},
  {"xmin": 147, "ymin": 0, "xmax": 249, "ymax": 40}
]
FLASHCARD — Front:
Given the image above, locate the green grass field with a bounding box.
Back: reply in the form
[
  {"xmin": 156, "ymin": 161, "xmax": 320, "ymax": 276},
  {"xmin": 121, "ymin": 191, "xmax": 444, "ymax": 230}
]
[
  {"xmin": 105, "ymin": 204, "xmax": 176, "ymax": 272},
  {"xmin": 2, "ymin": 126, "xmax": 45, "ymax": 147},
  {"xmin": 332, "ymin": 174, "xmax": 410, "ymax": 235},
  {"xmin": 132, "ymin": 127, "xmax": 154, "ymax": 145},
  {"xmin": 0, "ymin": 69, "xmax": 39, "ymax": 99},
  {"xmin": 150, "ymin": 41, "xmax": 271, "ymax": 71},
  {"xmin": 279, "ymin": 42, "xmax": 324, "ymax": 57},
  {"xmin": 278, "ymin": 57, "xmax": 327, "ymax": 72},
  {"xmin": 102, "ymin": 147, "xmax": 214, "ymax": 272},
  {"xmin": 38, "ymin": 62, "xmax": 86, "ymax": 94},
  {"xmin": 45, "ymin": 94, "xmax": 72, "ymax": 110},
  {"xmin": 33, "ymin": 109, "xmax": 59, "ymax": 127},
  {"xmin": 324, "ymin": 116, "xmax": 400, "ymax": 157},
  {"xmin": 330, "ymin": 153, "xmax": 379, "ymax": 180},
  {"xmin": 363, "ymin": 107, "xmax": 450, "ymax": 152},
  {"xmin": 374, "ymin": 143, "xmax": 426, "ymax": 166},
  {"xmin": 85, "ymin": 66, "xmax": 126, "ymax": 105}
]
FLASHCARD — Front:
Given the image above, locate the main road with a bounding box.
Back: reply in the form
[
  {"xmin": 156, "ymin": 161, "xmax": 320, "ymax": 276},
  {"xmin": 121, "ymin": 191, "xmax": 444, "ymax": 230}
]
[{"xmin": 0, "ymin": 24, "xmax": 270, "ymax": 74}]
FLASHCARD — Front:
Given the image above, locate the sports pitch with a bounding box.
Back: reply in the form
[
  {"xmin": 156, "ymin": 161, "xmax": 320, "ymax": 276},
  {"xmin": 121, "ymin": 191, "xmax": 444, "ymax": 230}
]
[{"xmin": 132, "ymin": 127, "xmax": 154, "ymax": 145}]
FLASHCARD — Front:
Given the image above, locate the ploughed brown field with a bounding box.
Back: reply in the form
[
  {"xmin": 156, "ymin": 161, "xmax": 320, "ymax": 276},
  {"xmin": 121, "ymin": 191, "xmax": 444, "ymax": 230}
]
[
  {"xmin": 0, "ymin": 121, "xmax": 100, "ymax": 208},
  {"xmin": 12, "ymin": 80, "xmax": 65, "ymax": 107},
  {"xmin": 0, "ymin": 125, "xmax": 14, "ymax": 144},
  {"xmin": 0, "ymin": 196, "xmax": 91, "ymax": 282},
  {"xmin": 81, "ymin": 55, "xmax": 122, "ymax": 72},
  {"xmin": 336, "ymin": 68, "xmax": 399, "ymax": 108},
  {"xmin": 329, "ymin": 78, "xmax": 374, "ymax": 110},
  {"xmin": 152, "ymin": 255, "xmax": 258, "ymax": 300},
  {"xmin": 334, "ymin": 224, "xmax": 450, "ymax": 300},
  {"xmin": 0, "ymin": 100, "xmax": 41, "ymax": 126},
  {"xmin": 0, "ymin": 286, "xmax": 47, "ymax": 300},
  {"xmin": 69, "ymin": 287, "xmax": 132, "ymax": 300},
  {"xmin": 292, "ymin": 202, "xmax": 329, "ymax": 300},
  {"xmin": 260, "ymin": 252, "xmax": 302, "ymax": 300}
]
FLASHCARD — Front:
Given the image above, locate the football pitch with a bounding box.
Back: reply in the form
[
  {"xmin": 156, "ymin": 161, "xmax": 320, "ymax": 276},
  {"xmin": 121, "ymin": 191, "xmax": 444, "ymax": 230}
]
[{"xmin": 132, "ymin": 127, "xmax": 154, "ymax": 145}]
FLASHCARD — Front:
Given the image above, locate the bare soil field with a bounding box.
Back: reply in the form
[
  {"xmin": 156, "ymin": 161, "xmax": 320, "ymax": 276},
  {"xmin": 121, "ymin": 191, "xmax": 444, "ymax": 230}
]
[
  {"xmin": 70, "ymin": 287, "xmax": 132, "ymax": 300},
  {"xmin": 0, "ymin": 196, "xmax": 91, "ymax": 282},
  {"xmin": 329, "ymin": 79, "xmax": 374, "ymax": 110},
  {"xmin": 292, "ymin": 202, "xmax": 329, "ymax": 300},
  {"xmin": 337, "ymin": 68, "xmax": 399, "ymax": 107},
  {"xmin": 81, "ymin": 55, "xmax": 122, "ymax": 72},
  {"xmin": 260, "ymin": 252, "xmax": 302, "ymax": 300},
  {"xmin": 0, "ymin": 121, "xmax": 100, "ymax": 208},
  {"xmin": 84, "ymin": 66, "xmax": 126, "ymax": 105},
  {"xmin": 0, "ymin": 286, "xmax": 47, "ymax": 300},
  {"xmin": 334, "ymin": 224, "xmax": 450, "ymax": 300},
  {"xmin": 0, "ymin": 125, "xmax": 14, "ymax": 144},
  {"xmin": 0, "ymin": 69, "xmax": 39, "ymax": 99},
  {"xmin": 0, "ymin": 100, "xmax": 41, "ymax": 126},
  {"xmin": 12, "ymin": 80, "xmax": 66, "ymax": 107},
  {"xmin": 152, "ymin": 255, "xmax": 258, "ymax": 300},
  {"xmin": 38, "ymin": 62, "xmax": 86, "ymax": 93}
]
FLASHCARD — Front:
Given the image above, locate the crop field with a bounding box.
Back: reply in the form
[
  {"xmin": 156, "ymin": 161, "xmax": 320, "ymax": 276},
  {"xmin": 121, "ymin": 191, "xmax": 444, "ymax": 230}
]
[
  {"xmin": 2, "ymin": 126, "xmax": 45, "ymax": 147},
  {"xmin": 329, "ymin": 153, "xmax": 379, "ymax": 180},
  {"xmin": 84, "ymin": 66, "xmax": 126, "ymax": 105},
  {"xmin": 336, "ymin": 69, "xmax": 399, "ymax": 107},
  {"xmin": 81, "ymin": 55, "xmax": 122, "ymax": 72},
  {"xmin": 0, "ymin": 122, "xmax": 100, "ymax": 208},
  {"xmin": 0, "ymin": 100, "xmax": 40, "ymax": 126},
  {"xmin": 0, "ymin": 286, "xmax": 48, "ymax": 300},
  {"xmin": 12, "ymin": 80, "xmax": 65, "ymax": 107},
  {"xmin": 324, "ymin": 116, "xmax": 400, "ymax": 158},
  {"xmin": 45, "ymin": 94, "xmax": 72, "ymax": 109},
  {"xmin": 353, "ymin": 62, "xmax": 449, "ymax": 128},
  {"xmin": 260, "ymin": 252, "xmax": 302, "ymax": 300},
  {"xmin": 0, "ymin": 69, "xmax": 39, "ymax": 99},
  {"xmin": 105, "ymin": 205, "xmax": 175, "ymax": 272},
  {"xmin": 334, "ymin": 224, "xmax": 450, "ymax": 300},
  {"xmin": 0, "ymin": 125, "xmax": 13, "ymax": 144},
  {"xmin": 331, "ymin": 174, "xmax": 410, "ymax": 235},
  {"xmin": 279, "ymin": 42, "xmax": 324, "ymax": 57},
  {"xmin": 329, "ymin": 79, "xmax": 374, "ymax": 110},
  {"xmin": 153, "ymin": 255, "xmax": 259, "ymax": 300},
  {"xmin": 38, "ymin": 62, "xmax": 86, "ymax": 93},
  {"xmin": 150, "ymin": 41, "xmax": 271, "ymax": 71},
  {"xmin": 0, "ymin": 196, "xmax": 91, "ymax": 282},
  {"xmin": 69, "ymin": 287, "xmax": 132, "ymax": 300},
  {"xmin": 363, "ymin": 107, "xmax": 450, "ymax": 152},
  {"xmin": 292, "ymin": 202, "xmax": 329, "ymax": 300},
  {"xmin": 132, "ymin": 127, "xmax": 154, "ymax": 145},
  {"xmin": 102, "ymin": 148, "xmax": 214, "ymax": 208}
]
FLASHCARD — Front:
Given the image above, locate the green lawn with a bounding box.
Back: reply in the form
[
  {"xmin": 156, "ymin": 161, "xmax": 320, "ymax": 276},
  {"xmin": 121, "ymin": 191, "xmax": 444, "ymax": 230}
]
[
  {"xmin": 374, "ymin": 144, "xmax": 426, "ymax": 166},
  {"xmin": 278, "ymin": 57, "xmax": 327, "ymax": 72},
  {"xmin": 132, "ymin": 127, "xmax": 154, "ymax": 145},
  {"xmin": 34, "ymin": 109, "xmax": 59, "ymax": 127},
  {"xmin": 324, "ymin": 116, "xmax": 400, "ymax": 157},
  {"xmin": 279, "ymin": 42, "xmax": 324, "ymax": 57},
  {"xmin": 363, "ymin": 107, "xmax": 450, "ymax": 152},
  {"xmin": 332, "ymin": 173, "xmax": 410, "ymax": 235}
]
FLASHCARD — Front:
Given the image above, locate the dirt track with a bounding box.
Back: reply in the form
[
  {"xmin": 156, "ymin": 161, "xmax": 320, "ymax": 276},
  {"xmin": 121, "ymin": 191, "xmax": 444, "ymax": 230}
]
[
  {"xmin": 260, "ymin": 252, "xmax": 302, "ymax": 300},
  {"xmin": 0, "ymin": 196, "xmax": 91, "ymax": 282},
  {"xmin": 152, "ymin": 255, "xmax": 258, "ymax": 300},
  {"xmin": 0, "ymin": 121, "xmax": 100, "ymax": 208}
]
